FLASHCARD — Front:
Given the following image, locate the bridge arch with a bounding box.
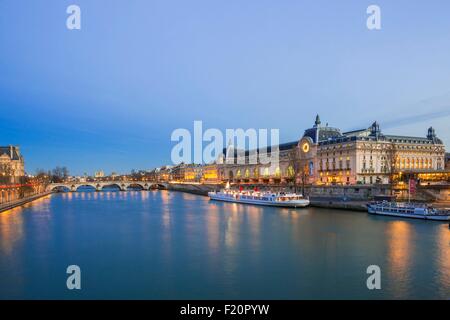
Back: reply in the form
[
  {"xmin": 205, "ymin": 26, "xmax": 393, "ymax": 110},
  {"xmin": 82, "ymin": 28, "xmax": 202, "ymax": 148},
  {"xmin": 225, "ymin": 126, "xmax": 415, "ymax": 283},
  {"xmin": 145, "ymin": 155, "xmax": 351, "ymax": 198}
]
[
  {"xmin": 49, "ymin": 185, "xmax": 71, "ymax": 192},
  {"xmin": 148, "ymin": 183, "xmax": 167, "ymax": 189},
  {"xmin": 127, "ymin": 183, "xmax": 145, "ymax": 190},
  {"xmin": 101, "ymin": 183, "xmax": 122, "ymax": 191},
  {"xmin": 75, "ymin": 184, "xmax": 97, "ymax": 192}
]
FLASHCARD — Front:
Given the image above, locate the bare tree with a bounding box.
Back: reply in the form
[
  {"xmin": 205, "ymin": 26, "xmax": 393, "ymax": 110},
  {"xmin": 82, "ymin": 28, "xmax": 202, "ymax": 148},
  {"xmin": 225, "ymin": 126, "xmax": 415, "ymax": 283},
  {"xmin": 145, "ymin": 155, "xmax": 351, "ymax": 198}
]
[
  {"xmin": 51, "ymin": 166, "xmax": 70, "ymax": 183},
  {"xmin": 287, "ymin": 146, "xmax": 302, "ymax": 193},
  {"xmin": 35, "ymin": 168, "xmax": 51, "ymax": 185},
  {"xmin": 388, "ymin": 143, "xmax": 398, "ymax": 196}
]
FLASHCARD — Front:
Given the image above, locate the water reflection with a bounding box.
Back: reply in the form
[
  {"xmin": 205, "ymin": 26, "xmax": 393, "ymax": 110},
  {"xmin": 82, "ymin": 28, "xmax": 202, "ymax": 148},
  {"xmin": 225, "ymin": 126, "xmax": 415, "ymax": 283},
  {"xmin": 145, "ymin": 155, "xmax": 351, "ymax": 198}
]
[
  {"xmin": 385, "ymin": 221, "xmax": 414, "ymax": 298},
  {"xmin": 224, "ymin": 203, "xmax": 240, "ymax": 249},
  {"xmin": 0, "ymin": 192, "xmax": 449, "ymax": 299},
  {"xmin": 246, "ymin": 205, "xmax": 262, "ymax": 250},
  {"xmin": 0, "ymin": 208, "xmax": 25, "ymax": 256},
  {"xmin": 436, "ymin": 225, "xmax": 450, "ymax": 298},
  {"xmin": 205, "ymin": 203, "xmax": 220, "ymax": 254}
]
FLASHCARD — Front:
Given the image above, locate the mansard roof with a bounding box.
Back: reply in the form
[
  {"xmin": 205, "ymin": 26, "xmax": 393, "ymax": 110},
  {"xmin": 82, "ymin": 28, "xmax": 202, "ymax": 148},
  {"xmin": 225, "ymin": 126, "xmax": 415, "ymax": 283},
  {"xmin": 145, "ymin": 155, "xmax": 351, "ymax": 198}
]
[
  {"xmin": 222, "ymin": 140, "xmax": 298, "ymax": 159},
  {"xmin": 319, "ymin": 123, "xmax": 444, "ymax": 146},
  {"xmin": 304, "ymin": 127, "xmax": 340, "ymax": 143},
  {"xmin": 0, "ymin": 146, "xmax": 22, "ymax": 161}
]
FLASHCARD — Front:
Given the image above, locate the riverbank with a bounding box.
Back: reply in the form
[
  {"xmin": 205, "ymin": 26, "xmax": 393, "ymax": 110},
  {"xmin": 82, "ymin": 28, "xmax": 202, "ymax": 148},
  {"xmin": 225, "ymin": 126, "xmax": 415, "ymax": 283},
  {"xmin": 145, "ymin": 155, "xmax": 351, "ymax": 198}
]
[
  {"xmin": 165, "ymin": 183, "xmax": 369, "ymax": 211},
  {"xmin": 0, "ymin": 191, "xmax": 53, "ymax": 213},
  {"xmin": 165, "ymin": 183, "xmax": 450, "ymax": 212},
  {"xmin": 165, "ymin": 183, "xmax": 221, "ymax": 196}
]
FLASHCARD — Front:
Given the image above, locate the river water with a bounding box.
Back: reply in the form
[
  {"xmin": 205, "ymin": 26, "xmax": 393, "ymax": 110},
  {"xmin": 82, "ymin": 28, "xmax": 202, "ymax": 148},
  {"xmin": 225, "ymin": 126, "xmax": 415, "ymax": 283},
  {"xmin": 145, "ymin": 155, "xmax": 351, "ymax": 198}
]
[{"xmin": 0, "ymin": 190, "xmax": 449, "ymax": 299}]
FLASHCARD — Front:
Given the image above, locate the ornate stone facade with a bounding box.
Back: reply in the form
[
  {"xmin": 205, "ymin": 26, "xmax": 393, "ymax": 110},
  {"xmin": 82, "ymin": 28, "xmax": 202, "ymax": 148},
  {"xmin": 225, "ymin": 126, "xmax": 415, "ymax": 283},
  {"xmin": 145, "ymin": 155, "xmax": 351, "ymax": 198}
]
[
  {"xmin": 0, "ymin": 146, "xmax": 25, "ymax": 182},
  {"xmin": 316, "ymin": 122, "xmax": 445, "ymax": 185},
  {"xmin": 216, "ymin": 116, "xmax": 446, "ymax": 186}
]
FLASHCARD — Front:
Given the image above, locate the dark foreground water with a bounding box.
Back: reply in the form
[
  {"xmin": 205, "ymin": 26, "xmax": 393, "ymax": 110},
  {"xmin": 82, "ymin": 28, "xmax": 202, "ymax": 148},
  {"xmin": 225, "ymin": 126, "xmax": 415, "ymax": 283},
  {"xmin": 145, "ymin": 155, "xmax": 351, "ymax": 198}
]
[{"xmin": 0, "ymin": 190, "xmax": 449, "ymax": 299}]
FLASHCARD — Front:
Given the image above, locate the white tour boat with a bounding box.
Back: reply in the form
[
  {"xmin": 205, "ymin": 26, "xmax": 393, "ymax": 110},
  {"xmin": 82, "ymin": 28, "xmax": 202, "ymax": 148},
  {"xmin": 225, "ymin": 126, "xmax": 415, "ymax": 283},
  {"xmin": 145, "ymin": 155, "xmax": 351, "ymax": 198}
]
[
  {"xmin": 208, "ymin": 189, "xmax": 310, "ymax": 208},
  {"xmin": 367, "ymin": 201, "xmax": 450, "ymax": 221}
]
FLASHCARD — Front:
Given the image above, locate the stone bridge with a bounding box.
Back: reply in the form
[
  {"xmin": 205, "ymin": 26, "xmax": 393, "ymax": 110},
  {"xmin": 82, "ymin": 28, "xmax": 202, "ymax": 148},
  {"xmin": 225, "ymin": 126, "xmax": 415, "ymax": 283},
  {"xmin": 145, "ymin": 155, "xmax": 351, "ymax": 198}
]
[{"xmin": 47, "ymin": 181, "xmax": 169, "ymax": 192}]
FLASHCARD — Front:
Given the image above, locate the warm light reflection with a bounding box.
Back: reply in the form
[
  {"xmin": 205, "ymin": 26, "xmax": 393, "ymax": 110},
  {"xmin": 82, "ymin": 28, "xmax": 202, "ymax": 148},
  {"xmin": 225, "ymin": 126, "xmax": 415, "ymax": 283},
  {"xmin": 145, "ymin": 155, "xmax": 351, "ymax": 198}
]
[
  {"xmin": 224, "ymin": 203, "xmax": 241, "ymax": 249},
  {"xmin": 387, "ymin": 221, "xmax": 412, "ymax": 268},
  {"xmin": 0, "ymin": 195, "xmax": 52, "ymax": 255},
  {"xmin": 0, "ymin": 208, "xmax": 24, "ymax": 255},
  {"xmin": 436, "ymin": 225, "xmax": 450, "ymax": 296},
  {"xmin": 160, "ymin": 190, "xmax": 169, "ymax": 204},
  {"xmin": 246, "ymin": 205, "xmax": 262, "ymax": 249},
  {"xmin": 206, "ymin": 203, "xmax": 220, "ymax": 253},
  {"xmin": 385, "ymin": 221, "xmax": 414, "ymax": 297}
]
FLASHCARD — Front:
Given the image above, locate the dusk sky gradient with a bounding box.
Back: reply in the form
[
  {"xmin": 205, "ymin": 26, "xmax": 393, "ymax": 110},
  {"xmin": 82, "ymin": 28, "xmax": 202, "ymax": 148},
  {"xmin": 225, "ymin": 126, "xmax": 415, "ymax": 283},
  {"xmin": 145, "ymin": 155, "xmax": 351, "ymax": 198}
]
[{"xmin": 1, "ymin": 0, "xmax": 449, "ymax": 175}]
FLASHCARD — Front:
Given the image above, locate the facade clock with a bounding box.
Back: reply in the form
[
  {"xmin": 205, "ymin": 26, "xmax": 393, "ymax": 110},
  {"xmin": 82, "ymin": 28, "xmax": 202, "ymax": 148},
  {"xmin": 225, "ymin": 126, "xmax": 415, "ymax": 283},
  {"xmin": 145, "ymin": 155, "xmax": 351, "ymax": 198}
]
[{"xmin": 302, "ymin": 142, "xmax": 310, "ymax": 153}]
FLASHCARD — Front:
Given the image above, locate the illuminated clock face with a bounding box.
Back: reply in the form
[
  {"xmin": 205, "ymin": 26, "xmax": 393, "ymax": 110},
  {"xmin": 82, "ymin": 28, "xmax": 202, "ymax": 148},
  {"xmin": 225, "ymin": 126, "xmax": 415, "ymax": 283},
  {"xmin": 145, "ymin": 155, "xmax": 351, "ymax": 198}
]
[{"xmin": 302, "ymin": 142, "xmax": 309, "ymax": 153}]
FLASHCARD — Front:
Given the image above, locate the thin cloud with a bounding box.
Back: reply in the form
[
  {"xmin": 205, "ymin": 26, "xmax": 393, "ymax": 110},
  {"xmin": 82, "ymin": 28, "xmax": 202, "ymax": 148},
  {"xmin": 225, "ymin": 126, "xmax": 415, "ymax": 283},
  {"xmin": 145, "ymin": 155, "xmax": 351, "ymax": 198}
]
[{"xmin": 381, "ymin": 107, "xmax": 450, "ymax": 130}]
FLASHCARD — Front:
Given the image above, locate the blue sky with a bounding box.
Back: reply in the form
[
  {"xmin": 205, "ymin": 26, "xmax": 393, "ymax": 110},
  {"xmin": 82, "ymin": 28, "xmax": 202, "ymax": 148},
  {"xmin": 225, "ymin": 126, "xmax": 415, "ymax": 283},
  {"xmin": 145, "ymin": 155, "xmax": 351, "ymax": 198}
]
[{"xmin": 1, "ymin": 0, "xmax": 449, "ymax": 175}]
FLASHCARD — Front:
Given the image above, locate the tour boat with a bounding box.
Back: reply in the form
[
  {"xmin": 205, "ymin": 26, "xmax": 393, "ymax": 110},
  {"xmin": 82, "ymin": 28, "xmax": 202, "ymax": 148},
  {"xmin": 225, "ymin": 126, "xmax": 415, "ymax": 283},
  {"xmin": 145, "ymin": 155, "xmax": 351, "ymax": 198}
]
[
  {"xmin": 367, "ymin": 201, "xmax": 450, "ymax": 221},
  {"xmin": 208, "ymin": 189, "xmax": 310, "ymax": 208}
]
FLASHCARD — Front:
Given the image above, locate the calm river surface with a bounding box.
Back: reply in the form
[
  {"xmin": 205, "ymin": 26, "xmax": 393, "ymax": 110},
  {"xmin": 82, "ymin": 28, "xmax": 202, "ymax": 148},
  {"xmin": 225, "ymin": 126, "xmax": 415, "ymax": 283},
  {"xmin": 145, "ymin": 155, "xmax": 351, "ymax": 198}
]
[{"xmin": 0, "ymin": 190, "xmax": 449, "ymax": 299}]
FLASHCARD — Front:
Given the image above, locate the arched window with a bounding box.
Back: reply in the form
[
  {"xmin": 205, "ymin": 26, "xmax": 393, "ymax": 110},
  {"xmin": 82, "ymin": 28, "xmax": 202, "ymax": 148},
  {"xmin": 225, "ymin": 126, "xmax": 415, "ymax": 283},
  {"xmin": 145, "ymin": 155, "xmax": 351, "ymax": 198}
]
[
  {"xmin": 287, "ymin": 166, "xmax": 295, "ymax": 178},
  {"xmin": 275, "ymin": 167, "xmax": 281, "ymax": 177}
]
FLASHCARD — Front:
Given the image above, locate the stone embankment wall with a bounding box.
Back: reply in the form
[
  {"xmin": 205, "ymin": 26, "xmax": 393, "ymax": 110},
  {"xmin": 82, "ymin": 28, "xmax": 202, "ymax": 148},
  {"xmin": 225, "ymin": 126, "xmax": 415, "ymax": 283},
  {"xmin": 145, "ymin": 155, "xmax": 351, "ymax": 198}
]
[
  {"xmin": 0, "ymin": 190, "xmax": 53, "ymax": 213},
  {"xmin": 307, "ymin": 185, "xmax": 392, "ymax": 201},
  {"xmin": 167, "ymin": 183, "xmax": 392, "ymax": 200},
  {"xmin": 167, "ymin": 183, "xmax": 449, "ymax": 202},
  {"xmin": 0, "ymin": 183, "xmax": 48, "ymax": 207},
  {"xmin": 165, "ymin": 183, "xmax": 221, "ymax": 196}
]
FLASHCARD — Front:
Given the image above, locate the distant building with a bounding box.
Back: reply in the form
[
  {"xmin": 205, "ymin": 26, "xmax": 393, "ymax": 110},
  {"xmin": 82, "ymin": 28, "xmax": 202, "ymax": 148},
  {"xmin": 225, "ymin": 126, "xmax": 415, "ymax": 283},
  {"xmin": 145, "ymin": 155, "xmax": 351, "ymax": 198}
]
[
  {"xmin": 94, "ymin": 170, "xmax": 105, "ymax": 178},
  {"xmin": 169, "ymin": 163, "xmax": 187, "ymax": 181},
  {"xmin": 184, "ymin": 164, "xmax": 202, "ymax": 182},
  {"xmin": 201, "ymin": 164, "xmax": 219, "ymax": 183},
  {"xmin": 156, "ymin": 165, "xmax": 172, "ymax": 182},
  {"xmin": 0, "ymin": 146, "xmax": 25, "ymax": 182},
  {"xmin": 150, "ymin": 115, "xmax": 447, "ymax": 186}
]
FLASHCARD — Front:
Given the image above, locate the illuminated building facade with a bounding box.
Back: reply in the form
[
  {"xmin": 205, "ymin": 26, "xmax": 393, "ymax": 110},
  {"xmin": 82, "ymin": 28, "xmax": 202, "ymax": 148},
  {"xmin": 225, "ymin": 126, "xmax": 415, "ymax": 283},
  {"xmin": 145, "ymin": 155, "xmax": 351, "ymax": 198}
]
[
  {"xmin": 316, "ymin": 122, "xmax": 446, "ymax": 185},
  {"xmin": 94, "ymin": 170, "xmax": 105, "ymax": 178},
  {"xmin": 220, "ymin": 115, "xmax": 343, "ymax": 185},
  {"xmin": 184, "ymin": 164, "xmax": 202, "ymax": 182},
  {"xmin": 0, "ymin": 146, "xmax": 25, "ymax": 183},
  {"xmin": 201, "ymin": 164, "xmax": 219, "ymax": 182},
  {"xmin": 217, "ymin": 116, "xmax": 446, "ymax": 186}
]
